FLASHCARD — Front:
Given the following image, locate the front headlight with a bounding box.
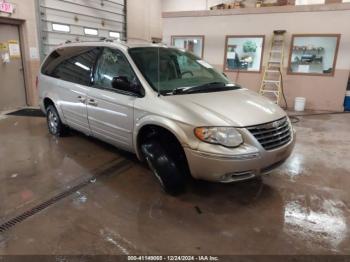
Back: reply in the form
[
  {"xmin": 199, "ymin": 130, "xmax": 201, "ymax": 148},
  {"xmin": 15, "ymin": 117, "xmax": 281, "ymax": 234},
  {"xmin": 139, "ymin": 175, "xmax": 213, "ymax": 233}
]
[{"xmin": 194, "ymin": 127, "xmax": 243, "ymax": 148}]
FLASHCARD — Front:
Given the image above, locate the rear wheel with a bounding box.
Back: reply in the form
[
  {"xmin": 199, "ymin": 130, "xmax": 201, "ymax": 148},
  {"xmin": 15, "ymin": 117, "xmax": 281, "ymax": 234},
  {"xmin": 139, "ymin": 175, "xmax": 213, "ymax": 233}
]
[
  {"xmin": 46, "ymin": 105, "xmax": 69, "ymax": 137},
  {"xmin": 141, "ymin": 138, "xmax": 187, "ymax": 195}
]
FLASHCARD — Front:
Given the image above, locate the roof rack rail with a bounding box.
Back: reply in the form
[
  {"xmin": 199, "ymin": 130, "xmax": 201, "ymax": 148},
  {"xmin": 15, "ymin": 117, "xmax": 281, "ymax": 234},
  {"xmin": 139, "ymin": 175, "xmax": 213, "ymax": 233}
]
[
  {"xmin": 100, "ymin": 37, "xmax": 114, "ymax": 42},
  {"xmin": 125, "ymin": 37, "xmax": 168, "ymax": 46},
  {"xmin": 62, "ymin": 38, "xmax": 119, "ymax": 45}
]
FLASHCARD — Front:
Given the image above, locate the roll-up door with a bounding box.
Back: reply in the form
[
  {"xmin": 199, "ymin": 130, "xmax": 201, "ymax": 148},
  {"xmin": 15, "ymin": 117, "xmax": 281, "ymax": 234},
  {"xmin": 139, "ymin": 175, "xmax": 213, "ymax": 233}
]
[{"xmin": 38, "ymin": 0, "xmax": 126, "ymax": 58}]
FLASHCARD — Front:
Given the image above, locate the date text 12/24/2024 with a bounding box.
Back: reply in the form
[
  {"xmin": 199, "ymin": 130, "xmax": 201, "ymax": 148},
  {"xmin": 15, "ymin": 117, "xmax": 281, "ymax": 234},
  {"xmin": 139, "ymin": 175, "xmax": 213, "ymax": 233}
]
[{"xmin": 128, "ymin": 256, "xmax": 220, "ymax": 261}]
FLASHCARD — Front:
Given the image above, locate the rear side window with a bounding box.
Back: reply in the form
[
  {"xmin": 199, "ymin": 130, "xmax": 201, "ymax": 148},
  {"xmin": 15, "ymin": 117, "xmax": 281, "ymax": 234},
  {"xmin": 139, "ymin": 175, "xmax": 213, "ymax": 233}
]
[{"xmin": 41, "ymin": 46, "xmax": 101, "ymax": 86}]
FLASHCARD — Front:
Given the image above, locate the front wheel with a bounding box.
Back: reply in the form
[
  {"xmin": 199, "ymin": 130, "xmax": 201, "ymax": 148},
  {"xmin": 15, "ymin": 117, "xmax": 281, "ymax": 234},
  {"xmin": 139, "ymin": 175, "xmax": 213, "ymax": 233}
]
[
  {"xmin": 46, "ymin": 105, "xmax": 69, "ymax": 137},
  {"xmin": 141, "ymin": 139, "xmax": 186, "ymax": 195}
]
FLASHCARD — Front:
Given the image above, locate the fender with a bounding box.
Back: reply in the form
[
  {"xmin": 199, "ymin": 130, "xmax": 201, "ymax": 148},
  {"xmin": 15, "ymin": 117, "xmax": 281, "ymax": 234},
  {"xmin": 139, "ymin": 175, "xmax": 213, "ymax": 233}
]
[{"xmin": 133, "ymin": 114, "xmax": 198, "ymax": 160}]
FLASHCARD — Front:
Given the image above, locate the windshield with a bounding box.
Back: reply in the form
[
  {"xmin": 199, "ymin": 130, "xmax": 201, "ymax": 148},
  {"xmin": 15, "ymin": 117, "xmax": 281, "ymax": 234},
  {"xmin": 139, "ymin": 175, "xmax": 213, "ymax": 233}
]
[{"xmin": 128, "ymin": 47, "xmax": 238, "ymax": 95}]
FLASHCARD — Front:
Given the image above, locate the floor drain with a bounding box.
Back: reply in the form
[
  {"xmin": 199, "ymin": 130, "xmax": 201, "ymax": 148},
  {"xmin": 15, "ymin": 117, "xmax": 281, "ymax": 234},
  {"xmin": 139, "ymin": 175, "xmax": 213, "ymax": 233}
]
[{"xmin": 0, "ymin": 159, "xmax": 131, "ymax": 233}]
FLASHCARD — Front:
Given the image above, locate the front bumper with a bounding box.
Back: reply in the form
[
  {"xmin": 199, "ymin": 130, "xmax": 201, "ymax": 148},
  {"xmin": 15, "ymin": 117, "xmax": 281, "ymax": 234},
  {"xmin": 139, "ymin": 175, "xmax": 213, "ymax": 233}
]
[{"xmin": 184, "ymin": 130, "xmax": 295, "ymax": 183}]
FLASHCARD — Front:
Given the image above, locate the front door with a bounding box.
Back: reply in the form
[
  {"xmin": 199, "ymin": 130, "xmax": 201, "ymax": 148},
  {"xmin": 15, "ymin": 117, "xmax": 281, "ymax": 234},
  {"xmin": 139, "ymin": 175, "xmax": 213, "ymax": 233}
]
[
  {"xmin": 87, "ymin": 48, "xmax": 138, "ymax": 152},
  {"xmin": 0, "ymin": 23, "xmax": 26, "ymax": 111}
]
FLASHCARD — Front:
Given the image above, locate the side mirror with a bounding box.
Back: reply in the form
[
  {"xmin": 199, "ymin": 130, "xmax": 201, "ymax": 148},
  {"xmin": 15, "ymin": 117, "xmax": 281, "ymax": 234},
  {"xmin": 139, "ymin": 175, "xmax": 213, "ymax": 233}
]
[
  {"xmin": 112, "ymin": 76, "xmax": 130, "ymax": 91},
  {"xmin": 111, "ymin": 76, "xmax": 144, "ymax": 97}
]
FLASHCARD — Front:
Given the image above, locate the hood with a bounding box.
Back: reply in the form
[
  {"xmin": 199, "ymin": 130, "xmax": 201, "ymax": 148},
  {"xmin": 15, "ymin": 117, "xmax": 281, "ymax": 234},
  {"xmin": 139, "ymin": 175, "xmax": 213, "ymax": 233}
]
[{"xmin": 164, "ymin": 89, "xmax": 286, "ymax": 127}]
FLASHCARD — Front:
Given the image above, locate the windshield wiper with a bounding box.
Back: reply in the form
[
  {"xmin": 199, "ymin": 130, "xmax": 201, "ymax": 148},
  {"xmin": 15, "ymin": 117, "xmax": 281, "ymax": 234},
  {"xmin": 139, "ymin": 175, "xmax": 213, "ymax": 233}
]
[
  {"xmin": 172, "ymin": 82, "xmax": 228, "ymax": 95},
  {"xmin": 171, "ymin": 86, "xmax": 190, "ymax": 95}
]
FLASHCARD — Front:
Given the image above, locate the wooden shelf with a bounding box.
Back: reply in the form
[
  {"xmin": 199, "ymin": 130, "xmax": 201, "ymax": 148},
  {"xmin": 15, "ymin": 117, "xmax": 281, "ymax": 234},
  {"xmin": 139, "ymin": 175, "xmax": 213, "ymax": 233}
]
[{"xmin": 163, "ymin": 3, "xmax": 350, "ymax": 18}]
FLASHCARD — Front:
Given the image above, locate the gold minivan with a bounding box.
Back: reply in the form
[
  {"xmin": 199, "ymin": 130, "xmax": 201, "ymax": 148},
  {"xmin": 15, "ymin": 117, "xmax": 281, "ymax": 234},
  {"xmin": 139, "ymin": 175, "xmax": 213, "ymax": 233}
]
[{"xmin": 38, "ymin": 41, "xmax": 295, "ymax": 194}]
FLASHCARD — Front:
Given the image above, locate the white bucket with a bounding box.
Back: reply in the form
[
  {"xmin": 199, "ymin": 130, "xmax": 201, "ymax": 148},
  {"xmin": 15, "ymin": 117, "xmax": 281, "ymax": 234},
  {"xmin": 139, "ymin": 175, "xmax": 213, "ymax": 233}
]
[{"xmin": 294, "ymin": 97, "xmax": 306, "ymax": 112}]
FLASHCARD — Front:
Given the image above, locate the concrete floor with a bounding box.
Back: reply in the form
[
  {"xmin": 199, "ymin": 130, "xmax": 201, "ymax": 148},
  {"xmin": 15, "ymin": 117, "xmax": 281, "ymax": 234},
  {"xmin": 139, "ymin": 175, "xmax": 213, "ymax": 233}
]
[{"xmin": 0, "ymin": 113, "xmax": 349, "ymax": 255}]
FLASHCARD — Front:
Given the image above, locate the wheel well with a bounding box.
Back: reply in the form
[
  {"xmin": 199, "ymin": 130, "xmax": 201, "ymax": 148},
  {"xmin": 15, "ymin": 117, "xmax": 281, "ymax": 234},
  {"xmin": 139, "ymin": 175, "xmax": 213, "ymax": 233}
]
[
  {"xmin": 137, "ymin": 125, "xmax": 189, "ymax": 166},
  {"xmin": 138, "ymin": 125, "xmax": 177, "ymax": 150},
  {"xmin": 43, "ymin": 98, "xmax": 55, "ymax": 111}
]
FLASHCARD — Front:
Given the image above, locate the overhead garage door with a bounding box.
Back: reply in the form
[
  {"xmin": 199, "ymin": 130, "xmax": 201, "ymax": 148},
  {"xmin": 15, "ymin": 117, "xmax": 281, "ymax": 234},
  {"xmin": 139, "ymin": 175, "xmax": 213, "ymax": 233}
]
[{"xmin": 38, "ymin": 0, "xmax": 126, "ymax": 58}]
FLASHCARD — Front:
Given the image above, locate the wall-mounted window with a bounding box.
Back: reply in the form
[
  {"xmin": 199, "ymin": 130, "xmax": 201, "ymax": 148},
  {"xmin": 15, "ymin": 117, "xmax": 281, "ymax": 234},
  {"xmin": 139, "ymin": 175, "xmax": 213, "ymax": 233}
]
[
  {"xmin": 224, "ymin": 35, "xmax": 265, "ymax": 73},
  {"xmin": 109, "ymin": 31, "xmax": 120, "ymax": 39},
  {"xmin": 52, "ymin": 23, "xmax": 70, "ymax": 33},
  {"xmin": 288, "ymin": 34, "xmax": 341, "ymax": 76},
  {"xmin": 84, "ymin": 28, "xmax": 98, "ymax": 36},
  {"xmin": 171, "ymin": 36, "xmax": 204, "ymax": 58}
]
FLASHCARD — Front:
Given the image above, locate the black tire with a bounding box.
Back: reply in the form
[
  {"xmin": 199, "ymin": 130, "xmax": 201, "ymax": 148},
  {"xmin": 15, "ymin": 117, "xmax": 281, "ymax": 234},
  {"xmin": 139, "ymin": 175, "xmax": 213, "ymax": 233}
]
[
  {"xmin": 46, "ymin": 105, "xmax": 69, "ymax": 137},
  {"xmin": 141, "ymin": 139, "xmax": 187, "ymax": 195}
]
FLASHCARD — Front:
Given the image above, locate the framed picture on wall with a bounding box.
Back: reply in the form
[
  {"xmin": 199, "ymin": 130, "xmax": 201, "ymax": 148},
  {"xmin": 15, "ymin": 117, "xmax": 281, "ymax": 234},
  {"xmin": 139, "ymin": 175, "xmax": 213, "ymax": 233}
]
[
  {"xmin": 288, "ymin": 34, "xmax": 341, "ymax": 76},
  {"xmin": 171, "ymin": 36, "xmax": 205, "ymax": 58},
  {"xmin": 224, "ymin": 35, "xmax": 265, "ymax": 73}
]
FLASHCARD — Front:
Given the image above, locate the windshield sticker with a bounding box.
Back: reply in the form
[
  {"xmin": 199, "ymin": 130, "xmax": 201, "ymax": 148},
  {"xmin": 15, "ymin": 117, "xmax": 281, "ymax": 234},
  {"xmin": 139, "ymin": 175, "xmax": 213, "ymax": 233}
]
[{"xmin": 197, "ymin": 60, "xmax": 213, "ymax": 69}]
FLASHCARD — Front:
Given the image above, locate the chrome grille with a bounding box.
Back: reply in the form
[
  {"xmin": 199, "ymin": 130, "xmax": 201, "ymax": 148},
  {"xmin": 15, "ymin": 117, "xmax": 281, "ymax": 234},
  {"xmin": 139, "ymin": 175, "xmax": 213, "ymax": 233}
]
[{"xmin": 247, "ymin": 117, "xmax": 292, "ymax": 151}]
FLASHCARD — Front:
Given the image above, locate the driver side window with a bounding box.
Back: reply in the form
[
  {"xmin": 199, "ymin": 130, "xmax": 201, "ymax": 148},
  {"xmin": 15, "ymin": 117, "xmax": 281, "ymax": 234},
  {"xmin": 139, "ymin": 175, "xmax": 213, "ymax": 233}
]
[{"xmin": 94, "ymin": 48, "xmax": 136, "ymax": 92}]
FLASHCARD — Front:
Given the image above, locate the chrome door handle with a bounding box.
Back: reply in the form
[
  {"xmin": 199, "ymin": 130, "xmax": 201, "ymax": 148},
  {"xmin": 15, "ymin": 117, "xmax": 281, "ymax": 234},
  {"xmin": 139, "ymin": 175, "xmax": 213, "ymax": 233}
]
[
  {"xmin": 88, "ymin": 99, "xmax": 98, "ymax": 106},
  {"xmin": 77, "ymin": 96, "xmax": 86, "ymax": 103}
]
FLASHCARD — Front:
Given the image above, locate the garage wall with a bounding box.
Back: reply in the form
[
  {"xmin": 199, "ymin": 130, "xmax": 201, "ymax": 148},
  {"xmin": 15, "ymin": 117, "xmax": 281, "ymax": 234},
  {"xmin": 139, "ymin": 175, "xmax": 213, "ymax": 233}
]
[
  {"xmin": 0, "ymin": 0, "xmax": 40, "ymax": 107},
  {"xmin": 162, "ymin": 0, "xmax": 207, "ymax": 12},
  {"xmin": 0, "ymin": 0, "xmax": 163, "ymax": 109},
  {"xmin": 163, "ymin": 4, "xmax": 350, "ymax": 111},
  {"xmin": 127, "ymin": 0, "xmax": 162, "ymax": 41},
  {"xmin": 39, "ymin": 0, "xmax": 126, "ymax": 58}
]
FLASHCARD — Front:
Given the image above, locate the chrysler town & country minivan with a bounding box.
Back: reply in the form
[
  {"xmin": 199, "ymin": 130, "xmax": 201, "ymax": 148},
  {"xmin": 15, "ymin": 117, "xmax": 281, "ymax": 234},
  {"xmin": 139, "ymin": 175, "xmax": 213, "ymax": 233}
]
[{"xmin": 38, "ymin": 41, "xmax": 295, "ymax": 194}]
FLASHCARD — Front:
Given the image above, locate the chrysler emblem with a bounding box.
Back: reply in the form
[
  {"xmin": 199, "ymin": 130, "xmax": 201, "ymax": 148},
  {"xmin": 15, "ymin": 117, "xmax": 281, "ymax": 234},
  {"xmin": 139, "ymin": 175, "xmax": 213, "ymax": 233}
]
[{"xmin": 272, "ymin": 120, "xmax": 283, "ymax": 128}]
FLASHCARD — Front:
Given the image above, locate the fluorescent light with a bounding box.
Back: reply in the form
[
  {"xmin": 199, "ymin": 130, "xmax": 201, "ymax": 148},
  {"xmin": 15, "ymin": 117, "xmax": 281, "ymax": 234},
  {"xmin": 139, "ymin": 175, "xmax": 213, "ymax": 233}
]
[
  {"xmin": 102, "ymin": 74, "xmax": 113, "ymax": 81},
  {"xmin": 75, "ymin": 62, "xmax": 90, "ymax": 71},
  {"xmin": 52, "ymin": 23, "xmax": 70, "ymax": 33},
  {"xmin": 84, "ymin": 28, "xmax": 98, "ymax": 36},
  {"xmin": 109, "ymin": 31, "xmax": 120, "ymax": 39}
]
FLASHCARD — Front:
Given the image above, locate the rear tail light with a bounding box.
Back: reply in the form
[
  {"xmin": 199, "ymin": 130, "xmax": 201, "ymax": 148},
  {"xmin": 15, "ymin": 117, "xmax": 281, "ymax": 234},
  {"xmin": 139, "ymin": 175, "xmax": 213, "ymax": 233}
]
[{"xmin": 36, "ymin": 76, "xmax": 39, "ymax": 89}]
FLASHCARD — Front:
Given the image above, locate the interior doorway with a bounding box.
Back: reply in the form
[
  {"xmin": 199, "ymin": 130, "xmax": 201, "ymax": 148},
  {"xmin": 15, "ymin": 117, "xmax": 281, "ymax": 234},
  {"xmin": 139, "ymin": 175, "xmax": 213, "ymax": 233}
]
[{"xmin": 0, "ymin": 23, "xmax": 27, "ymax": 111}]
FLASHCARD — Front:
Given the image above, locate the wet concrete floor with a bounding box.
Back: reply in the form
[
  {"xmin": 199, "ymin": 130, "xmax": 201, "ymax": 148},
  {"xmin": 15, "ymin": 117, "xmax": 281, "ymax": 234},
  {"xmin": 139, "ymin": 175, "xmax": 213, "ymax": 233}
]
[{"xmin": 0, "ymin": 113, "xmax": 349, "ymax": 255}]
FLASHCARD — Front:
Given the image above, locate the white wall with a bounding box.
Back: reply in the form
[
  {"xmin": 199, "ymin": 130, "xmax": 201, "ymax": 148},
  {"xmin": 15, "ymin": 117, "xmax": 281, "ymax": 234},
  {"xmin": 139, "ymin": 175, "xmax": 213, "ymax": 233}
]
[
  {"xmin": 162, "ymin": 0, "xmax": 206, "ymax": 12},
  {"xmin": 163, "ymin": 6, "xmax": 350, "ymax": 111},
  {"xmin": 127, "ymin": 0, "xmax": 162, "ymax": 41},
  {"xmin": 163, "ymin": 10, "xmax": 350, "ymax": 70}
]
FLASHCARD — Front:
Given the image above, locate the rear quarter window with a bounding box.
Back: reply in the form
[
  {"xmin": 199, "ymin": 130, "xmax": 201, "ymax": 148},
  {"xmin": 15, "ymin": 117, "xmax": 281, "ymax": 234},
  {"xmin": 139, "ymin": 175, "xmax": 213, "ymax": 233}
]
[{"xmin": 41, "ymin": 46, "xmax": 101, "ymax": 86}]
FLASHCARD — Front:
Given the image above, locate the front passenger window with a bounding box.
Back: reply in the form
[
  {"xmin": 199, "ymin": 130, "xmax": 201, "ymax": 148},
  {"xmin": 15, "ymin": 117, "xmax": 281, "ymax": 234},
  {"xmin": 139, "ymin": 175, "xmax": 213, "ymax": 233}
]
[{"xmin": 94, "ymin": 48, "xmax": 137, "ymax": 93}]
